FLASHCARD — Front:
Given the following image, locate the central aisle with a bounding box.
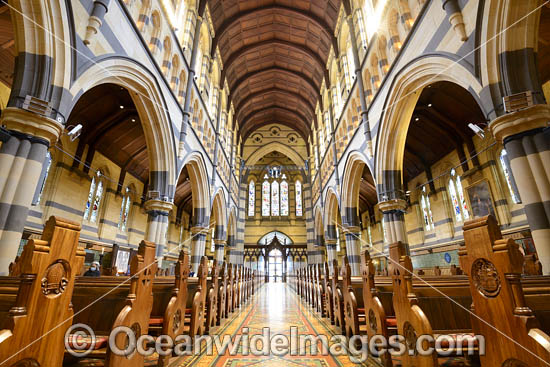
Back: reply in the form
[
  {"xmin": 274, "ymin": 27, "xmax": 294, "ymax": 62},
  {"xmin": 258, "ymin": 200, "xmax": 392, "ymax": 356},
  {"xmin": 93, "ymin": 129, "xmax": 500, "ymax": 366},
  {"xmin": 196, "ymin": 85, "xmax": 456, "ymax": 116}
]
[{"xmin": 174, "ymin": 282, "xmax": 378, "ymax": 367}]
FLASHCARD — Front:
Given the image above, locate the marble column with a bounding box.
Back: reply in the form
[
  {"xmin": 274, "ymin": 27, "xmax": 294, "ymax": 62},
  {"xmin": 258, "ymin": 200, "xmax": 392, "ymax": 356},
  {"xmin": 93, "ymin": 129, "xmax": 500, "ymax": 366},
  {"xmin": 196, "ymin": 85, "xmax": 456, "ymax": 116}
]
[
  {"xmin": 0, "ymin": 108, "xmax": 63, "ymax": 275},
  {"xmin": 490, "ymin": 104, "xmax": 550, "ymax": 273},
  {"xmin": 144, "ymin": 199, "xmax": 172, "ymax": 260},
  {"xmin": 378, "ymin": 199, "xmax": 409, "ymax": 255}
]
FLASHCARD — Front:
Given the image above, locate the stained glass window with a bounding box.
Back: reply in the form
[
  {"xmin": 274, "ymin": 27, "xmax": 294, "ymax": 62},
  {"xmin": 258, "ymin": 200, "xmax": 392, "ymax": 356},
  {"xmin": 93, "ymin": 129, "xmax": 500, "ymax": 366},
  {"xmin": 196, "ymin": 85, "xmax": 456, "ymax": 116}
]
[
  {"xmin": 262, "ymin": 180, "xmax": 270, "ymax": 216},
  {"xmin": 448, "ymin": 169, "xmax": 470, "ymax": 223},
  {"xmin": 295, "ymin": 180, "xmax": 303, "ymax": 216},
  {"xmin": 332, "ymin": 87, "xmax": 339, "ymax": 114},
  {"xmin": 499, "ymin": 149, "xmax": 521, "ymax": 204},
  {"xmin": 36, "ymin": 151, "xmax": 52, "ymax": 205},
  {"xmin": 420, "ymin": 186, "xmax": 434, "ymax": 231},
  {"xmin": 280, "ymin": 179, "xmax": 289, "ymax": 216},
  {"xmin": 381, "ymin": 217, "xmax": 387, "ymax": 243},
  {"xmin": 342, "ymin": 55, "xmax": 351, "ymax": 90},
  {"xmin": 84, "ymin": 171, "xmax": 104, "ymax": 223},
  {"xmin": 118, "ymin": 187, "xmax": 131, "ymax": 232},
  {"xmin": 248, "ymin": 181, "xmax": 255, "ymax": 217},
  {"xmin": 367, "ymin": 225, "xmax": 372, "ymax": 247},
  {"xmin": 271, "ymin": 181, "xmax": 279, "ymax": 216}
]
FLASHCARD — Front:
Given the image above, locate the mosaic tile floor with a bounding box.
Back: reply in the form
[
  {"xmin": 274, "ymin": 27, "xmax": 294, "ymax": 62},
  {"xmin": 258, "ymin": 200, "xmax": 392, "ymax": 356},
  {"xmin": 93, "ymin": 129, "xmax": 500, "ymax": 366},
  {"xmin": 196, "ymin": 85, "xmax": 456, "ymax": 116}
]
[{"xmin": 171, "ymin": 283, "xmax": 381, "ymax": 367}]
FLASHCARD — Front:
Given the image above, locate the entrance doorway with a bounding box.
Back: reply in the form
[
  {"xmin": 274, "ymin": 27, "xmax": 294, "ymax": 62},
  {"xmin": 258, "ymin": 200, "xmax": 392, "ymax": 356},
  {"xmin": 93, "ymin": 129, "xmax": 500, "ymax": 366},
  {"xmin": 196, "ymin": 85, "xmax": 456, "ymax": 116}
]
[{"xmin": 268, "ymin": 249, "xmax": 283, "ymax": 282}]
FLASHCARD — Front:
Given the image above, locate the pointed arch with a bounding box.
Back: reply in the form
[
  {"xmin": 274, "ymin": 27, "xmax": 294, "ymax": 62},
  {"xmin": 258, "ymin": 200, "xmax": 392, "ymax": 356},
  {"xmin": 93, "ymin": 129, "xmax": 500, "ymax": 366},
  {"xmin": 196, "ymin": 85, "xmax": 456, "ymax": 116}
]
[{"xmin": 245, "ymin": 142, "xmax": 305, "ymax": 168}]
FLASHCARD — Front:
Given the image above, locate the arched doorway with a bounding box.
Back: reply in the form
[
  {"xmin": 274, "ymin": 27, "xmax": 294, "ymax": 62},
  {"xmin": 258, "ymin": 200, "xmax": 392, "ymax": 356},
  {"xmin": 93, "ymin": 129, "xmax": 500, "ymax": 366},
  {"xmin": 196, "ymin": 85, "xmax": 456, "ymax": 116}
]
[{"xmin": 268, "ymin": 249, "xmax": 283, "ymax": 282}]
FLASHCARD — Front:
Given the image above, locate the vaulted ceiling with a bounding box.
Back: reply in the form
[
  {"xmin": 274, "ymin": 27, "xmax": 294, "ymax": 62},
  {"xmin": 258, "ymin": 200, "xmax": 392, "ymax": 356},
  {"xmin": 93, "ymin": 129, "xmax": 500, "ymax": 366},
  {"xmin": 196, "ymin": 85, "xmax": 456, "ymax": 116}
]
[
  {"xmin": 207, "ymin": 0, "xmax": 342, "ymax": 140},
  {"xmin": 0, "ymin": 3, "xmax": 15, "ymax": 90}
]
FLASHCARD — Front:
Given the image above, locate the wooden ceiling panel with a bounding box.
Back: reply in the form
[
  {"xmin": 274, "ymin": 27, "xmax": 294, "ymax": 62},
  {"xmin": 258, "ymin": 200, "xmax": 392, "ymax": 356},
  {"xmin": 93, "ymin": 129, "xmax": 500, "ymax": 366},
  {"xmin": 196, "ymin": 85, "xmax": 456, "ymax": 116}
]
[{"xmin": 208, "ymin": 0, "xmax": 341, "ymax": 138}]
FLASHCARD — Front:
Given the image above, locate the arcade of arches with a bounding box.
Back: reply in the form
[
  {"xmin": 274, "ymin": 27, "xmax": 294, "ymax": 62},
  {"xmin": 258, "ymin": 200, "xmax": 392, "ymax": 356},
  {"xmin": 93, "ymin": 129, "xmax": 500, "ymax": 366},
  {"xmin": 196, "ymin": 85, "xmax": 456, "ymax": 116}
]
[{"xmin": 0, "ymin": 0, "xmax": 550, "ymax": 366}]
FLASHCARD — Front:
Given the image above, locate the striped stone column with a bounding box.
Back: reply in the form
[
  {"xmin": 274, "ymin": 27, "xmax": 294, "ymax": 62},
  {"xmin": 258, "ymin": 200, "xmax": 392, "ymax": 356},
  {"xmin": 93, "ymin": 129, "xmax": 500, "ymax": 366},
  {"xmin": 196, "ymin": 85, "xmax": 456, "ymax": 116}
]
[
  {"xmin": 378, "ymin": 199, "xmax": 409, "ymax": 255},
  {"xmin": 214, "ymin": 239, "xmax": 226, "ymax": 262},
  {"xmin": 490, "ymin": 104, "xmax": 550, "ymax": 274},
  {"xmin": 144, "ymin": 199, "xmax": 172, "ymax": 259},
  {"xmin": 343, "ymin": 226, "xmax": 361, "ymax": 276},
  {"xmin": 233, "ymin": 182, "xmax": 247, "ymax": 265},
  {"xmin": 304, "ymin": 182, "xmax": 317, "ymax": 264},
  {"xmin": 0, "ymin": 108, "xmax": 63, "ymax": 275},
  {"xmin": 190, "ymin": 225, "xmax": 208, "ymax": 273},
  {"xmin": 325, "ymin": 239, "xmax": 337, "ymax": 271}
]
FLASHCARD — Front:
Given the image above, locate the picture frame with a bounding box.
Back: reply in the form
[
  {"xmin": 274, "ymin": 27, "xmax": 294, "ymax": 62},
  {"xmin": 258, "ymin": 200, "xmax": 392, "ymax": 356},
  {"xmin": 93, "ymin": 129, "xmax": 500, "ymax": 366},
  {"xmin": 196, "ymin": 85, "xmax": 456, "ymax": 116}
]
[{"xmin": 466, "ymin": 179, "xmax": 496, "ymax": 219}]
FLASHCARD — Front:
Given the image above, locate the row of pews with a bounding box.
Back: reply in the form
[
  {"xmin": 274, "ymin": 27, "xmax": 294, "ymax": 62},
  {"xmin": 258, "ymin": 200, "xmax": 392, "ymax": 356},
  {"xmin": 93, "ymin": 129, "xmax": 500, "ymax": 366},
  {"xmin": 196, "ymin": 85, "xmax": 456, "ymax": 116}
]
[
  {"xmin": 0, "ymin": 216, "xmax": 265, "ymax": 366},
  {"xmin": 290, "ymin": 216, "xmax": 550, "ymax": 366}
]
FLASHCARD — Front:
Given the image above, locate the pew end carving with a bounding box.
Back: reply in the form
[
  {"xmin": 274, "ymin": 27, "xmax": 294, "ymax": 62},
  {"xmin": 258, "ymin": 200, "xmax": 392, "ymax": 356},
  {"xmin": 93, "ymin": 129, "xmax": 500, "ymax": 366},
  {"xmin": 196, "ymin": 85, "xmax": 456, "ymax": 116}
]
[
  {"xmin": 0, "ymin": 216, "xmax": 85, "ymax": 367},
  {"xmin": 460, "ymin": 215, "xmax": 550, "ymax": 366}
]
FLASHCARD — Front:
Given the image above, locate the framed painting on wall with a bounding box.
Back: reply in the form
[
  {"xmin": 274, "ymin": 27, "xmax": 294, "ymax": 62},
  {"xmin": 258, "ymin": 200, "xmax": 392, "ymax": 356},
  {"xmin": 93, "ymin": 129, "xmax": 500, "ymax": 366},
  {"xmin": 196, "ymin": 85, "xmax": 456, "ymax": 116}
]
[{"xmin": 466, "ymin": 179, "xmax": 496, "ymax": 219}]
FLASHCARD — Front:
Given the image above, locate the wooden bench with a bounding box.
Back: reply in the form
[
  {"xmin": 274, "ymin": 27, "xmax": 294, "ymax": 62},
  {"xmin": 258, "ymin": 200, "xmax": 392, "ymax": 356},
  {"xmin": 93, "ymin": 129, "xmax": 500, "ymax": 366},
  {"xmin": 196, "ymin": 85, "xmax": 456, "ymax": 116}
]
[
  {"xmin": 0, "ymin": 216, "xmax": 85, "ymax": 366},
  {"xmin": 459, "ymin": 215, "xmax": 550, "ymax": 366}
]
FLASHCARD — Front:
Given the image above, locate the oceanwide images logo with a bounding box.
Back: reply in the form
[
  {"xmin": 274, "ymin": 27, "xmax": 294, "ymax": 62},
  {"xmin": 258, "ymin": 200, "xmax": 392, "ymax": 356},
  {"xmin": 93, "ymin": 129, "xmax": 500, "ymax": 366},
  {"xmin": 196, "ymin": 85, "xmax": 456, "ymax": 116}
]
[{"xmin": 65, "ymin": 324, "xmax": 485, "ymax": 363}]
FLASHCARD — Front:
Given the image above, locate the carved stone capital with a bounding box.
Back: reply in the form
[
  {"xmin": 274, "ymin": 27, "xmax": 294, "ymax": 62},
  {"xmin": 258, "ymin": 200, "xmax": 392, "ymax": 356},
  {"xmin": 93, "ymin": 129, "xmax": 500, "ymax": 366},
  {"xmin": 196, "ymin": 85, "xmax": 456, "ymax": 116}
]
[
  {"xmin": 378, "ymin": 199, "xmax": 407, "ymax": 213},
  {"xmin": 490, "ymin": 104, "xmax": 550, "ymax": 143},
  {"xmin": 1, "ymin": 107, "xmax": 63, "ymax": 146}
]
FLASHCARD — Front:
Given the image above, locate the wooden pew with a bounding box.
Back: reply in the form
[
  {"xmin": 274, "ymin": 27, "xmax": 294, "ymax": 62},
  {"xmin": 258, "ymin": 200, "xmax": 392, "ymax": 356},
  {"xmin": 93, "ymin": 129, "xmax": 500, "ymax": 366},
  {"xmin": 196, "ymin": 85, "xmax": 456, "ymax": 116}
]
[
  {"xmin": 316, "ymin": 264, "xmax": 327, "ymax": 317},
  {"xmin": 331, "ymin": 260, "xmax": 345, "ymax": 332},
  {"xmin": 227, "ymin": 264, "xmax": 234, "ymax": 315},
  {"xmin": 361, "ymin": 251, "xmax": 394, "ymax": 367},
  {"xmin": 205, "ymin": 260, "xmax": 219, "ymax": 333},
  {"xmin": 460, "ymin": 215, "xmax": 550, "ymax": 366},
  {"xmin": 216, "ymin": 262, "xmax": 227, "ymax": 325},
  {"xmin": 0, "ymin": 216, "xmax": 85, "ymax": 366},
  {"xmin": 323, "ymin": 262, "xmax": 335, "ymax": 325},
  {"xmin": 152, "ymin": 251, "xmax": 189, "ymax": 367}
]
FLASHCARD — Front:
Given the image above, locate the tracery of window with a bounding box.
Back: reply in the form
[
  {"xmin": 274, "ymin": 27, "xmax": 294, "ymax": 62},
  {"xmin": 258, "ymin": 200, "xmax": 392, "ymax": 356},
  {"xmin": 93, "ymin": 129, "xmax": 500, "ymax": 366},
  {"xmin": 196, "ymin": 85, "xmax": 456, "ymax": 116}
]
[
  {"xmin": 118, "ymin": 187, "xmax": 132, "ymax": 231},
  {"xmin": 314, "ymin": 146, "xmax": 319, "ymax": 170},
  {"xmin": 271, "ymin": 180, "xmax": 280, "ymax": 216},
  {"xmin": 248, "ymin": 181, "xmax": 255, "ymax": 217},
  {"xmin": 499, "ymin": 149, "xmax": 521, "ymax": 204},
  {"xmin": 280, "ymin": 179, "xmax": 289, "ymax": 216},
  {"xmin": 295, "ymin": 180, "xmax": 303, "ymax": 217},
  {"xmin": 84, "ymin": 170, "xmax": 104, "ymax": 223},
  {"xmin": 262, "ymin": 180, "xmax": 270, "ymax": 216},
  {"xmin": 35, "ymin": 151, "xmax": 52, "ymax": 205},
  {"xmin": 448, "ymin": 168, "xmax": 470, "ymax": 222},
  {"xmin": 420, "ymin": 186, "xmax": 434, "ymax": 231}
]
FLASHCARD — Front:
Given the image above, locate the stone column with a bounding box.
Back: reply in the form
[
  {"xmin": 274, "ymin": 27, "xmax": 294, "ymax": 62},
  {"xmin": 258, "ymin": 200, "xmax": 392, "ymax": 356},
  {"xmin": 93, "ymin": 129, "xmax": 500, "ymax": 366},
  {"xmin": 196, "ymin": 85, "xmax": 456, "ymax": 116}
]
[
  {"xmin": 343, "ymin": 226, "xmax": 361, "ymax": 276},
  {"xmin": 325, "ymin": 239, "xmax": 337, "ymax": 271},
  {"xmin": 378, "ymin": 199, "xmax": 409, "ymax": 254},
  {"xmin": 214, "ymin": 239, "xmax": 226, "ymax": 263},
  {"xmin": 0, "ymin": 108, "xmax": 63, "ymax": 275},
  {"xmin": 190, "ymin": 225, "xmax": 208, "ymax": 273},
  {"xmin": 490, "ymin": 104, "xmax": 550, "ymax": 273},
  {"xmin": 144, "ymin": 199, "xmax": 172, "ymax": 259}
]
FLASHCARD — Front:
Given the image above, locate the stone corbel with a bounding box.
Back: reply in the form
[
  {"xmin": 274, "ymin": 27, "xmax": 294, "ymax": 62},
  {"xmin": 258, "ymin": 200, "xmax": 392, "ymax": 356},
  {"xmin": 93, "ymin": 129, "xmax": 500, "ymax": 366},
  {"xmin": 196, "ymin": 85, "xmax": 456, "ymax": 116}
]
[
  {"xmin": 442, "ymin": 0, "xmax": 468, "ymax": 42},
  {"xmin": 84, "ymin": 0, "xmax": 111, "ymax": 46}
]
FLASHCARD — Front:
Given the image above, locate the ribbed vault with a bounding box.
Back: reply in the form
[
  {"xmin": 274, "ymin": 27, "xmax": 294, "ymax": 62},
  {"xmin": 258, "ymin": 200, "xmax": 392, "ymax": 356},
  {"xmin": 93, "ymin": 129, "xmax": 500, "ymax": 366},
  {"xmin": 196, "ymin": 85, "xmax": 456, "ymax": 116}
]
[{"xmin": 207, "ymin": 0, "xmax": 341, "ymax": 139}]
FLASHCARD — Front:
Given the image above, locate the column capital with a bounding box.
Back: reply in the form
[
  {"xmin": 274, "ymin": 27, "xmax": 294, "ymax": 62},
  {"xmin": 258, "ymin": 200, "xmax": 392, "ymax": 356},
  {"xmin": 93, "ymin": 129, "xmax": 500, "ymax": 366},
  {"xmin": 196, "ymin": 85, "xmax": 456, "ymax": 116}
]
[
  {"xmin": 342, "ymin": 225, "xmax": 361, "ymax": 235},
  {"xmin": 490, "ymin": 104, "xmax": 550, "ymax": 143},
  {"xmin": 190, "ymin": 226, "xmax": 208, "ymax": 235},
  {"xmin": 325, "ymin": 239, "xmax": 338, "ymax": 246},
  {"xmin": 214, "ymin": 239, "xmax": 227, "ymax": 245},
  {"xmin": 378, "ymin": 199, "xmax": 407, "ymax": 213},
  {"xmin": 1, "ymin": 107, "xmax": 64, "ymax": 146},
  {"xmin": 144, "ymin": 199, "xmax": 173, "ymax": 214}
]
